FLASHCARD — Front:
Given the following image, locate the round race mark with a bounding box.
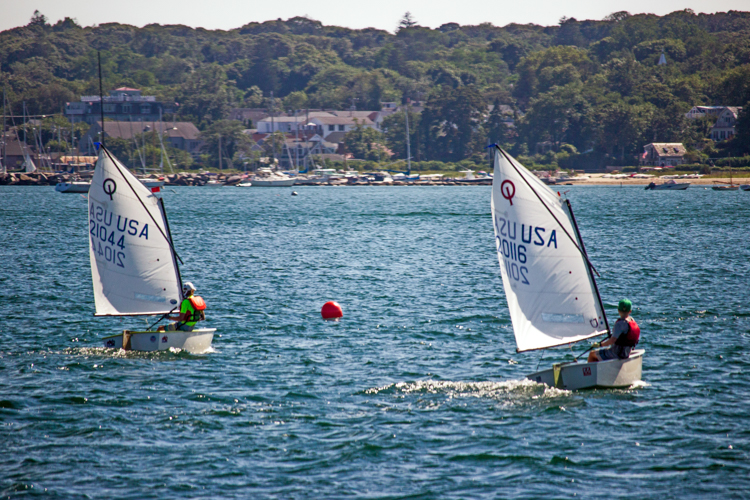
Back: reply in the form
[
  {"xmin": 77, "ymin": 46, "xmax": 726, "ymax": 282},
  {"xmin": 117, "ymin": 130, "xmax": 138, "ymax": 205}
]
[
  {"xmin": 103, "ymin": 178, "xmax": 117, "ymax": 200},
  {"xmin": 500, "ymin": 180, "xmax": 515, "ymax": 205}
]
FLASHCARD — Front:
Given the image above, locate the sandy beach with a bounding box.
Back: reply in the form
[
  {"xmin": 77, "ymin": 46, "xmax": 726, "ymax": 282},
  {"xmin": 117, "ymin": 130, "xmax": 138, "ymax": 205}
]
[{"xmin": 558, "ymin": 174, "xmax": 750, "ymax": 186}]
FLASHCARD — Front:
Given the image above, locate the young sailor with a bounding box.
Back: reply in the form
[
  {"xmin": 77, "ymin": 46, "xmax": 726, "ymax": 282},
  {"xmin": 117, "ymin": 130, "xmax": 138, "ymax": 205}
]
[
  {"xmin": 588, "ymin": 299, "xmax": 640, "ymax": 363},
  {"xmin": 159, "ymin": 282, "xmax": 206, "ymax": 332}
]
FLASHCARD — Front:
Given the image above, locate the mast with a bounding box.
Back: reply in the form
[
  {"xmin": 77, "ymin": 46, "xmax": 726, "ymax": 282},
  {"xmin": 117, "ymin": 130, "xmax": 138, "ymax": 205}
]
[
  {"xmin": 564, "ymin": 199, "xmax": 610, "ymax": 335},
  {"xmin": 2, "ymin": 89, "xmax": 5, "ymax": 174},
  {"xmin": 97, "ymin": 51, "xmax": 105, "ymax": 148},
  {"xmin": 405, "ymin": 101, "xmax": 411, "ymax": 176},
  {"xmin": 159, "ymin": 196, "xmax": 184, "ymax": 298}
]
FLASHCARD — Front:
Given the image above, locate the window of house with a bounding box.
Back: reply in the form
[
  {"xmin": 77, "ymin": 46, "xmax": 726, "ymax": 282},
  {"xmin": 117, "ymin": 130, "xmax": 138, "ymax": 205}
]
[
  {"xmin": 339, "ymin": 125, "xmax": 345, "ymax": 131},
  {"xmin": 122, "ymin": 104, "xmax": 132, "ymax": 114},
  {"xmin": 103, "ymin": 104, "xmax": 116, "ymax": 113},
  {"xmin": 328, "ymin": 125, "xmax": 335, "ymax": 131},
  {"xmin": 140, "ymin": 104, "xmax": 150, "ymax": 114}
]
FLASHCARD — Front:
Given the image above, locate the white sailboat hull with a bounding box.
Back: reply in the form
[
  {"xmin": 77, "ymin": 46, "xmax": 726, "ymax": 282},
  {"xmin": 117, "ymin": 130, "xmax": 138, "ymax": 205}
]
[
  {"xmin": 102, "ymin": 328, "xmax": 215, "ymax": 353},
  {"xmin": 56, "ymin": 181, "xmax": 91, "ymax": 193},
  {"xmin": 645, "ymin": 182, "xmax": 689, "ymax": 190},
  {"xmin": 527, "ymin": 349, "xmax": 644, "ymax": 390},
  {"xmin": 251, "ymin": 179, "xmax": 296, "ymax": 187}
]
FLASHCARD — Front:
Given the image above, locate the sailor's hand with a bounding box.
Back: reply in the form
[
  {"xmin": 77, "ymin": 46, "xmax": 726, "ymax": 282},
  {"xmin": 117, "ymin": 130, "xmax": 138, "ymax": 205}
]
[{"xmin": 591, "ymin": 342, "xmax": 601, "ymax": 348}]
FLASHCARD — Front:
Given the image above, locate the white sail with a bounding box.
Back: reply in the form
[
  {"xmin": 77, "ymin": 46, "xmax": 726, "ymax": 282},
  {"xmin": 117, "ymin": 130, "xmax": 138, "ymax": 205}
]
[
  {"xmin": 491, "ymin": 148, "xmax": 607, "ymax": 352},
  {"xmin": 23, "ymin": 150, "xmax": 37, "ymax": 173},
  {"xmin": 88, "ymin": 147, "xmax": 182, "ymax": 316}
]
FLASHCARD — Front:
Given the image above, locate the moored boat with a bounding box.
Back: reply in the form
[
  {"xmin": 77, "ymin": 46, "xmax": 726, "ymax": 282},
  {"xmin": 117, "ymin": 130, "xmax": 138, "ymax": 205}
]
[
  {"xmin": 56, "ymin": 180, "xmax": 91, "ymax": 193},
  {"xmin": 645, "ymin": 180, "xmax": 690, "ymax": 190}
]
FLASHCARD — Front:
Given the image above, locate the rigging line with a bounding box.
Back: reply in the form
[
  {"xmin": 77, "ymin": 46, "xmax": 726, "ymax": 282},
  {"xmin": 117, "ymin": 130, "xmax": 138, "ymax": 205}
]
[
  {"xmin": 145, "ymin": 306, "xmax": 178, "ymax": 331},
  {"xmin": 535, "ymin": 349, "xmax": 545, "ymax": 371},
  {"xmin": 495, "ymin": 145, "xmax": 601, "ymax": 278},
  {"xmin": 100, "ymin": 145, "xmax": 184, "ymax": 265}
]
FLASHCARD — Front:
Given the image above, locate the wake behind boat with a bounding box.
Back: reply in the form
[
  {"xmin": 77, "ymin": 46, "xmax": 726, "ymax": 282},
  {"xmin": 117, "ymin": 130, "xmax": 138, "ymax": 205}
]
[
  {"xmin": 490, "ymin": 146, "xmax": 643, "ymax": 390},
  {"xmin": 88, "ymin": 146, "xmax": 214, "ymax": 353}
]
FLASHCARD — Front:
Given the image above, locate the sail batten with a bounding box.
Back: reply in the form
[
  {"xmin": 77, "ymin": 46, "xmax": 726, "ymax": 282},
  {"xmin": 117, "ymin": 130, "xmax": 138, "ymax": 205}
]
[
  {"xmin": 491, "ymin": 147, "xmax": 607, "ymax": 352},
  {"xmin": 88, "ymin": 147, "xmax": 182, "ymax": 316}
]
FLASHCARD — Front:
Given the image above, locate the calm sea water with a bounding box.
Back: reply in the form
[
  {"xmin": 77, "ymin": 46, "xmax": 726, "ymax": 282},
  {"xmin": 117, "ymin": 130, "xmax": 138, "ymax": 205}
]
[{"xmin": 1, "ymin": 184, "xmax": 749, "ymax": 499}]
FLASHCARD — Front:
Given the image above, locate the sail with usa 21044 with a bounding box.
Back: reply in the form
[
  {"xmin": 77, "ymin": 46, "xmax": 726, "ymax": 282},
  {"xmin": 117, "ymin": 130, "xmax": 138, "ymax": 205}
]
[
  {"xmin": 490, "ymin": 145, "xmax": 644, "ymax": 389},
  {"xmin": 89, "ymin": 146, "xmax": 215, "ymax": 352}
]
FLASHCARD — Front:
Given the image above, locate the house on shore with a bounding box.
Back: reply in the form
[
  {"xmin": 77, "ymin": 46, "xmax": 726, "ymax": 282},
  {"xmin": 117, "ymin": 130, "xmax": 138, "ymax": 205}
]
[
  {"xmin": 686, "ymin": 105, "xmax": 743, "ymax": 142},
  {"xmin": 709, "ymin": 107, "xmax": 742, "ymax": 142},
  {"xmin": 641, "ymin": 143, "xmax": 687, "ymax": 167},
  {"xmin": 66, "ymin": 88, "xmax": 176, "ymax": 125}
]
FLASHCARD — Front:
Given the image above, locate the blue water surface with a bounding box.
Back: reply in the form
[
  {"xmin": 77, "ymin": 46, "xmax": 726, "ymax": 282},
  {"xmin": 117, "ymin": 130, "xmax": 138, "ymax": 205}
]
[{"xmin": 1, "ymin": 184, "xmax": 749, "ymax": 499}]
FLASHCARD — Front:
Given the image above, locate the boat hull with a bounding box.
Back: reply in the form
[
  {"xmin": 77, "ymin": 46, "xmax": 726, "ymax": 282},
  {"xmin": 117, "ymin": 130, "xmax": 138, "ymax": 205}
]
[
  {"xmin": 102, "ymin": 328, "xmax": 215, "ymax": 353},
  {"xmin": 527, "ymin": 349, "xmax": 644, "ymax": 390},
  {"xmin": 56, "ymin": 182, "xmax": 91, "ymax": 193},
  {"xmin": 645, "ymin": 183, "xmax": 689, "ymax": 190},
  {"xmin": 741, "ymin": 184, "xmax": 750, "ymax": 191},
  {"xmin": 712, "ymin": 186, "xmax": 739, "ymax": 191},
  {"xmin": 251, "ymin": 179, "xmax": 296, "ymax": 187}
]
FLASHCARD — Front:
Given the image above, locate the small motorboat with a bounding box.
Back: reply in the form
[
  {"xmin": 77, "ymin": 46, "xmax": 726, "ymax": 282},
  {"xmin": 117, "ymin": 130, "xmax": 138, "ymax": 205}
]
[
  {"xmin": 55, "ymin": 180, "xmax": 91, "ymax": 193},
  {"xmin": 645, "ymin": 180, "xmax": 689, "ymax": 190}
]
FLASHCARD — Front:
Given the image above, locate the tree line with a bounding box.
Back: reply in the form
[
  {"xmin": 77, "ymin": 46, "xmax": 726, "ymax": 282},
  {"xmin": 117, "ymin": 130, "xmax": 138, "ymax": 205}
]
[{"xmin": 2, "ymin": 9, "xmax": 750, "ymax": 169}]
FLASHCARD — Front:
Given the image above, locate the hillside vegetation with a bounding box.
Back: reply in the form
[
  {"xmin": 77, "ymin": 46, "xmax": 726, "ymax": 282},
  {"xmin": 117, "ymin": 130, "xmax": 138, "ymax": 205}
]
[{"xmin": 3, "ymin": 9, "xmax": 750, "ymax": 168}]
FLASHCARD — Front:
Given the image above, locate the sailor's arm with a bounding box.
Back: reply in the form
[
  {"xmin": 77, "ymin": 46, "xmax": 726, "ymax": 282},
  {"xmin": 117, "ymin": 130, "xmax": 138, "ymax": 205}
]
[{"xmin": 600, "ymin": 335, "xmax": 617, "ymax": 347}]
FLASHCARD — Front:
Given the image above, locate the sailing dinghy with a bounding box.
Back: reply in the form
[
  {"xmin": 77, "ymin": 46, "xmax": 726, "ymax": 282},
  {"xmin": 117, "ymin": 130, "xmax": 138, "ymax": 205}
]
[
  {"xmin": 88, "ymin": 146, "xmax": 215, "ymax": 353},
  {"xmin": 490, "ymin": 146, "xmax": 643, "ymax": 390}
]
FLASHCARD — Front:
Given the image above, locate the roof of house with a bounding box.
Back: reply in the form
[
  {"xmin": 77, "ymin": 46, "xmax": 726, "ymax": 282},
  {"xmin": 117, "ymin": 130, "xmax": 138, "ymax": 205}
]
[
  {"xmin": 312, "ymin": 116, "xmax": 374, "ymax": 126},
  {"xmin": 95, "ymin": 121, "xmax": 201, "ymax": 140},
  {"xmin": 330, "ymin": 111, "xmax": 379, "ymax": 121},
  {"xmin": 322, "ymin": 131, "xmax": 347, "ymax": 144},
  {"xmin": 646, "ymin": 143, "xmax": 686, "ymax": 156},
  {"xmin": 114, "ymin": 87, "xmax": 141, "ymax": 92}
]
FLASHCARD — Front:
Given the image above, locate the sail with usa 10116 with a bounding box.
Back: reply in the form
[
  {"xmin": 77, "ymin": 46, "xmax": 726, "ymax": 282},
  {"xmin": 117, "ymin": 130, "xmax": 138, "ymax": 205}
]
[
  {"xmin": 88, "ymin": 146, "xmax": 215, "ymax": 353},
  {"xmin": 490, "ymin": 146, "xmax": 643, "ymax": 390}
]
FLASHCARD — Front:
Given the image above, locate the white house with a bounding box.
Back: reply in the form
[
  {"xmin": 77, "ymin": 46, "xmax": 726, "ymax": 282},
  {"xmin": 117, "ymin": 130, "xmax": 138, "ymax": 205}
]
[{"xmin": 710, "ymin": 107, "xmax": 742, "ymax": 142}]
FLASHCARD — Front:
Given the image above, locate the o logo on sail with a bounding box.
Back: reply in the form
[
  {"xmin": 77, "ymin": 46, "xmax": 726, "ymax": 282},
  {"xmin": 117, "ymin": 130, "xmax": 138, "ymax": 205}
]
[
  {"xmin": 103, "ymin": 178, "xmax": 117, "ymax": 200},
  {"xmin": 501, "ymin": 180, "xmax": 515, "ymax": 205},
  {"xmin": 590, "ymin": 319, "xmax": 599, "ymax": 328}
]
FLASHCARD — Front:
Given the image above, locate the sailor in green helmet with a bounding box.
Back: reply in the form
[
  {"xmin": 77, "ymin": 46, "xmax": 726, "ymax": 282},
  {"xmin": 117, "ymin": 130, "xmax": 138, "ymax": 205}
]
[
  {"xmin": 159, "ymin": 282, "xmax": 206, "ymax": 332},
  {"xmin": 588, "ymin": 299, "xmax": 641, "ymax": 363}
]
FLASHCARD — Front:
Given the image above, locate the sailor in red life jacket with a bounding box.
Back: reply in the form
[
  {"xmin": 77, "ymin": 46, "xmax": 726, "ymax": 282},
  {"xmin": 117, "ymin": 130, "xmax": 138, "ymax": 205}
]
[
  {"xmin": 588, "ymin": 299, "xmax": 640, "ymax": 363},
  {"xmin": 158, "ymin": 282, "xmax": 206, "ymax": 332}
]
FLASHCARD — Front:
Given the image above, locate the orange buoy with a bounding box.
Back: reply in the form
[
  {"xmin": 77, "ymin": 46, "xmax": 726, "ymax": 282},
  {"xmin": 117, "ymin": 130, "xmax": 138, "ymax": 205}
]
[{"xmin": 321, "ymin": 301, "xmax": 343, "ymax": 320}]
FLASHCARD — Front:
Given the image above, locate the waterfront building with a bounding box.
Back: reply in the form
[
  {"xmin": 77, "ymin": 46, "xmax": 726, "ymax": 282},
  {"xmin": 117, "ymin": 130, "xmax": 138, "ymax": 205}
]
[
  {"xmin": 641, "ymin": 143, "xmax": 687, "ymax": 167},
  {"xmin": 65, "ymin": 88, "xmax": 176, "ymax": 125}
]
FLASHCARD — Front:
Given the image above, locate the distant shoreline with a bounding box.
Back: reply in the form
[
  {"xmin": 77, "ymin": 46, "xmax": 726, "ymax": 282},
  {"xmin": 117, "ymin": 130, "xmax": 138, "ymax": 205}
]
[{"xmin": 554, "ymin": 174, "xmax": 750, "ymax": 186}]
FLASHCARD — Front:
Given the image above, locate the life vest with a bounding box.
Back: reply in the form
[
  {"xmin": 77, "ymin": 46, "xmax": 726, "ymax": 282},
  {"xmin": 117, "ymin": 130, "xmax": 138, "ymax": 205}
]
[
  {"xmin": 615, "ymin": 317, "xmax": 640, "ymax": 347},
  {"xmin": 187, "ymin": 295, "xmax": 206, "ymax": 322}
]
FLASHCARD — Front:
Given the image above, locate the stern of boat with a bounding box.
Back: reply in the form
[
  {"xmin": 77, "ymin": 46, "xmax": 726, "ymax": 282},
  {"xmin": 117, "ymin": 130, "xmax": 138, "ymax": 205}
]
[{"xmin": 526, "ymin": 349, "xmax": 644, "ymax": 391}]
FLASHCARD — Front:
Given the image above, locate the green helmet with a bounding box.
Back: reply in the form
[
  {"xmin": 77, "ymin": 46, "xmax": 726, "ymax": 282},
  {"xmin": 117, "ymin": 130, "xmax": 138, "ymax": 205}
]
[{"xmin": 618, "ymin": 299, "xmax": 632, "ymax": 312}]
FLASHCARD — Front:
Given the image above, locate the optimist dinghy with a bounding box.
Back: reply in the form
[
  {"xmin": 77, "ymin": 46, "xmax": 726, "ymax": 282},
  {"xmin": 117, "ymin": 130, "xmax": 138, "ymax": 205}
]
[
  {"xmin": 490, "ymin": 146, "xmax": 643, "ymax": 390},
  {"xmin": 88, "ymin": 146, "xmax": 215, "ymax": 353}
]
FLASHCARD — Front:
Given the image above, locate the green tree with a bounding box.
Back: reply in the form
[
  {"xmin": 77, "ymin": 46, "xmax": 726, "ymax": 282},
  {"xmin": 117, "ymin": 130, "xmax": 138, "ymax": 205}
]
[
  {"xmin": 343, "ymin": 121, "xmax": 388, "ymax": 161},
  {"xmin": 382, "ymin": 108, "xmax": 419, "ymax": 160},
  {"xmin": 201, "ymin": 120, "xmax": 252, "ymax": 169}
]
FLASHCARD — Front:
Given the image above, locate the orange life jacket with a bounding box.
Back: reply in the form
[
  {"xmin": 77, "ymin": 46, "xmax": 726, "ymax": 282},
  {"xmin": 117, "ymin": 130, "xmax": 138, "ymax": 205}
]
[
  {"xmin": 187, "ymin": 296, "xmax": 206, "ymax": 322},
  {"xmin": 189, "ymin": 296, "xmax": 206, "ymax": 311}
]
